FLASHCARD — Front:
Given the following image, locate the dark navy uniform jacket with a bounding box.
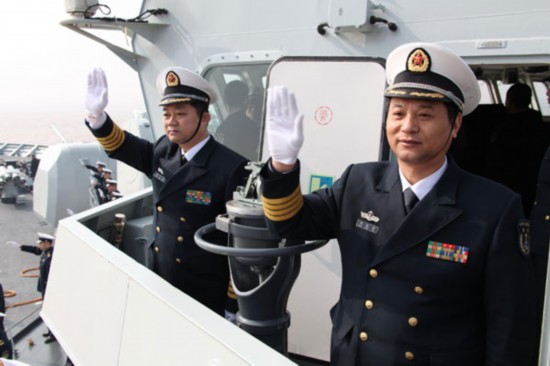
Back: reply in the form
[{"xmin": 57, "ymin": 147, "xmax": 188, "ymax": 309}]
[
  {"xmin": 530, "ymin": 146, "xmax": 550, "ymax": 336},
  {"xmin": 89, "ymin": 115, "xmax": 248, "ymax": 315},
  {"xmin": 261, "ymin": 158, "xmax": 536, "ymax": 366},
  {"xmin": 20, "ymin": 245, "xmax": 53, "ymax": 296}
]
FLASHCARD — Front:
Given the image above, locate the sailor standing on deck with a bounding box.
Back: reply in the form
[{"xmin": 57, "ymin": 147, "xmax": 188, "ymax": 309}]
[
  {"xmin": 259, "ymin": 42, "xmax": 536, "ymax": 365},
  {"xmin": 83, "ymin": 67, "xmax": 249, "ymax": 318},
  {"xmin": 7, "ymin": 232, "xmax": 57, "ymax": 344}
]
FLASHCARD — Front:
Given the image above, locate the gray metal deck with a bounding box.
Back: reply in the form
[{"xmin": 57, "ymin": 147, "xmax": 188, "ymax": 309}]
[{"xmin": 1, "ymin": 189, "xmax": 68, "ymax": 365}]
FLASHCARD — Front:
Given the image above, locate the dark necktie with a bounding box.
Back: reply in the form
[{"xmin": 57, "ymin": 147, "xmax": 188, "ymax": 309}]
[
  {"xmin": 180, "ymin": 154, "xmax": 187, "ymax": 167},
  {"xmin": 403, "ymin": 188, "xmax": 418, "ymax": 214}
]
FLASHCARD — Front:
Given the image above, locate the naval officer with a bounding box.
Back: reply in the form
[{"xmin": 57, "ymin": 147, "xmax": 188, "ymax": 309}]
[
  {"xmin": 260, "ymin": 43, "xmax": 536, "ymax": 365},
  {"xmin": 84, "ymin": 67, "xmax": 249, "ymax": 316},
  {"xmin": 17, "ymin": 232, "xmax": 56, "ymax": 344}
]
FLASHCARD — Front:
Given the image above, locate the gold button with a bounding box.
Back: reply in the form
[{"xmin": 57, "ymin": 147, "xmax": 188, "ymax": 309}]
[
  {"xmin": 157, "ymin": 206, "xmax": 163, "ymax": 212},
  {"xmin": 408, "ymin": 317, "xmax": 418, "ymax": 327},
  {"xmin": 369, "ymin": 269, "xmax": 378, "ymax": 278},
  {"xmin": 180, "ymin": 217, "xmax": 186, "ymax": 222},
  {"xmin": 154, "ymin": 246, "xmax": 160, "ymax": 253},
  {"xmin": 156, "ymin": 226, "xmax": 160, "ymax": 233},
  {"xmin": 405, "ymin": 351, "xmax": 414, "ymax": 360},
  {"xmin": 545, "ymin": 215, "xmax": 550, "ymax": 222},
  {"xmin": 177, "ymin": 236, "xmax": 184, "ymax": 242},
  {"xmin": 364, "ymin": 300, "xmax": 374, "ymax": 310},
  {"xmin": 176, "ymin": 258, "xmax": 182, "ymax": 264},
  {"xmin": 359, "ymin": 332, "xmax": 368, "ymax": 341},
  {"xmin": 414, "ymin": 286, "xmax": 424, "ymax": 294}
]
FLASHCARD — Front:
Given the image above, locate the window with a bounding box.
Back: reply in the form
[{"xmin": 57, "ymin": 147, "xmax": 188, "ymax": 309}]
[
  {"xmin": 203, "ymin": 63, "xmax": 271, "ymax": 161},
  {"xmin": 533, "ymin": 81, "xmax": 550, "ymax": 117}
]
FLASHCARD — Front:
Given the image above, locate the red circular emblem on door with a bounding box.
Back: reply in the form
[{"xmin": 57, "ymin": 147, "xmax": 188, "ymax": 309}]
[{"xmin": 314, "ymin": 106, "xmax": 333, "ymax": 125}]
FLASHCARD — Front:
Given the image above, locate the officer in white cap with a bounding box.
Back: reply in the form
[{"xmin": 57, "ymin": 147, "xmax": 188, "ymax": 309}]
[
  {"xmin": 82, "ymin": 67, "xmax": 249, "ymax": 318},
  {"xmin": 259, "ymin": 42, "xmax": 536, "ymax": 365},
  {"xmin": 11, "ymin": 233, "xmax": 57, "ymax": 343}
]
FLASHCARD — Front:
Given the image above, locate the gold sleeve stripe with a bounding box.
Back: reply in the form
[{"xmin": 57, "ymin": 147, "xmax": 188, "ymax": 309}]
[
  {"xmin": 227, "ymin": 280, "xmax": 237, "ymax": 299},
  {"xmin": 262, "ymin": 185, "xmax": 304, "ymax": 221},
  {"xmin": 96, "ymin": 123, "xmax": 125, "ymax": 152}
]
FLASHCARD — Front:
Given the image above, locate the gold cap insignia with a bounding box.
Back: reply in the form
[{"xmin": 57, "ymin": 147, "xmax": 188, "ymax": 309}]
[
  {"xmin": 407, "ymin": 48, "xmax": 430, "ymax": 73},
  {"xmin": 166, "ymin": 71, "xmax": 180, "ymax": 87}
]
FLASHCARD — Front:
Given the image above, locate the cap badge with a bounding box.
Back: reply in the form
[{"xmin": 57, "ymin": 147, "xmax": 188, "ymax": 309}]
[
  {"xmin": 407, "ymin": 48, "xmax": 430, "ymax": 73},
  {"xmin": 166, "ymin": 71, "xmax": 180, "ymax": 87}
]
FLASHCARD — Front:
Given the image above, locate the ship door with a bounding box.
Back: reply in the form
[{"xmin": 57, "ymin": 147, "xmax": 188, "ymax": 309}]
[{"xmin": 260, "ymin": 56, "xmax": 387, "ymax": 361}]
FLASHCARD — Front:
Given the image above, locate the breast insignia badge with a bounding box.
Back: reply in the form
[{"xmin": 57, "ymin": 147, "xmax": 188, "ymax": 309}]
[{"xmin": 518, "ymin": 220, "xmax": 530, "ymax": 257}]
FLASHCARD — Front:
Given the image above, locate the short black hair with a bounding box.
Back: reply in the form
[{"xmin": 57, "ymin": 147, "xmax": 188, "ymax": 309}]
[
  {"xmin": 189, "ymin": 100, "xmax": 209, "ymax": 116},
  {"xmin": 506, "ymin": 83, "xmax": 532, "ymax": 108},
  {"xmin": 383, "ymin": 97, "xmax": 461, "ymax": 125},
  {"xmin": 444, "ymin": 102, "xmax": 460, "ymax": 124},
  {"xmin": 224, "ymin": 80, "xmax": 249, "ymax": 108}
]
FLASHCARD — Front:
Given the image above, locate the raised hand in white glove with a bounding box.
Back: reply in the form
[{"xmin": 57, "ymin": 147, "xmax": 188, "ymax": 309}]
[
  {"xmin": 85, "ymin": 67, "xmax": 109, "ymax": 129},
  {"xmin": 266, "ymin": 86, "xmax": 304, "ymax": 166},
  {"xmin": 6, "ymin": 241, "xmax": 20, "ymax": 248}
]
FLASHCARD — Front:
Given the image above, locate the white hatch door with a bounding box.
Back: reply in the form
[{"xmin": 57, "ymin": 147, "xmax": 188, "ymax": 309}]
[{"xmin": 261, "ymin": 56, "xmax": 387, "ymax": 361}]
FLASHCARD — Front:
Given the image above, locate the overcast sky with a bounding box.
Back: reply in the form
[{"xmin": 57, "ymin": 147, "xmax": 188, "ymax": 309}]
[{"xmin": 0, "ymin": 1, "xmax": 146, "ymax": 145}]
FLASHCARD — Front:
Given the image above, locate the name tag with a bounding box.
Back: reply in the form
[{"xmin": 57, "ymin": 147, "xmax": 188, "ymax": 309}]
[
  {"xmin": 153, "ymin": 171, "xmax": 166, "ymax": 183},
  {"xmin": 355, "ymin": 219, "xmax": 379, "ymax": 234}
]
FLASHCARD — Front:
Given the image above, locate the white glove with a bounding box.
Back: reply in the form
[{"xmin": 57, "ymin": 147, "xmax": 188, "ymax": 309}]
[
  {"xmin": 6, "ymin": 240, "xmax": 20, "ymax": 248},
  {"xmin": 85, "ymin": 68, "xmax": 109, "ymax": 129},
  {"xmin": 266, "ymin": 86, "xmax": 304, "ymax": 165}
]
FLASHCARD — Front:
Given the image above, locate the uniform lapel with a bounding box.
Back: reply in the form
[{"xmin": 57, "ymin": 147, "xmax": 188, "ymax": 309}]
[
  {"xmin": 371, "ymin": 159, "xmax": 463, "ymax": 266},
  {"xmin": 157, "ymin": 138, "xmax": 216, "ymax": 201},
  {"xmin": 159, "ymin": 143, "xmax": 181, "ymax": 175},
  {"xmin": 373, "ymin": 162, "xmax": 407, "ymax": 239}
]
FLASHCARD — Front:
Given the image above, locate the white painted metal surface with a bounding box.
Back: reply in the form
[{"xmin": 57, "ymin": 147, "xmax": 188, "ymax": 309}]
[
  {"xmin": 42, "ymin": 192, "xmax": 296, "ymax": 366},
  {"xmin": 265, "ymin": 57, "xmax": 386, "ymax": 359},
  {"xmin": 52, "ymin": 0, "xmax": 550, "ymax": 363}
]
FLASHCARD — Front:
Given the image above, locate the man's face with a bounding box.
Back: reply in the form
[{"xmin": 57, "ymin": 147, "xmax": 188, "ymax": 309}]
[
  {"xmin": 162, "ymin": 103, "xmax": 210, "ymax": 146},
  {"xmin": 386, "ymin": 98, "xmax": 461, "ymax": 171},
  {"xmin": 38, "ymin": 240, "xmax": 51, "ymax": 251}
]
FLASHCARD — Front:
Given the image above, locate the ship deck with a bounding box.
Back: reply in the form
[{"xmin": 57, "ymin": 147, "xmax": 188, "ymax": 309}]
[{"xmin": 1, "ymin": 190, "xmax": 68, "ymax": 365}]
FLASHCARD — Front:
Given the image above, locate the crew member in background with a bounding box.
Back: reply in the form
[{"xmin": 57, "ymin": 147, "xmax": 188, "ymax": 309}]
[
  {"xmin": 0, "ymin": 283, "xmax": 13, "ymax": 359},
  {"xmin": 260, "ymin": 42, "xmax": 536, "ymax": 365},
  {"xmin": 215, "ymin": 80, "xmax": 262, "ymax": 160},
  {"xmin": 83, "ymin": 67, "xmax": 249, "ymax": 319},
  {"xmin": 80, "ymin": 159, "xmax": 110, "ymax": 205},
  {"xmin": 105, "ymin": 179, "xmax": 122, "ymax": 202},
  {"xmin": 6, "ymin": 233, "xmax": 56, "ymax": 344},
  {"xmin": 81, "ymin": 159, "xmax": 107, "ymax": 185},
  {"xmin": 485, "ymin": 83, "xmax": 548, "ymax": 216}
]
